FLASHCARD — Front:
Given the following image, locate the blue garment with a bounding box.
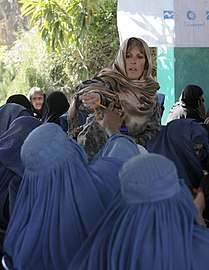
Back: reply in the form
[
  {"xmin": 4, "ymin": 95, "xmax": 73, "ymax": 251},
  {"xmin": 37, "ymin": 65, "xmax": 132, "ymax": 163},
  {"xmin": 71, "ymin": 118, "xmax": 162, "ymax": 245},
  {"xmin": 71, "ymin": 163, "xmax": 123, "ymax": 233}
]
[
  {"xmin": 0, "ymin": 116, "xmax": 42, "ymax": 257},
  {"xmin": 60, "ymin": 110, "xmax": 87, "ymax": 134},
  {"xmin": 3, "ymin": 123, "xmax": 139, "ymax": 270},
  {"xmin": 59, "ymin": 111, "xmax": 68, "ymax": 133},
  {"xmin": 0, "ymin": 116, "xmax": 42, "ymax": 218},
  {"xmin": 147, "ymin": 119, "xmax": 209, "ymax": 189},
  {"xmin": 90, "ymin": 134, "xmax": 141, "ymax": 192},
  {"xmin": 0, "ymin": 116, "xmax": 42, "ymax": 177},
  {"xmin": 68, "ymin": 154, "xmax": 209, "ymax": 270},
  {"xmin": 157, "ymin": 92, "xmax": 165, "ymax": 106},
  {"xmin": 0, "ymin": 103, "xmax": 31, "ymax": 136}
]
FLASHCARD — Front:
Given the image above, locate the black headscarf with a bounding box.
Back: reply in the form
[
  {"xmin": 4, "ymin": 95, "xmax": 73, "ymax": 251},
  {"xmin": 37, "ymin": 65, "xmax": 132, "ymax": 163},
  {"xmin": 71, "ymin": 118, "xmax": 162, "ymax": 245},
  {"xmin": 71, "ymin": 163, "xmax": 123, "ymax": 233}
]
[
  {"xmin": 181, "ymin": 84, "xmax": 203, "ymax": 109},
  {"xmin": 44, "ymin": 91, "xmax": 70, "ymax": 125},
  {"xmin": 6, "ymin": 94, "xmax": 33, "ymax": 115}
]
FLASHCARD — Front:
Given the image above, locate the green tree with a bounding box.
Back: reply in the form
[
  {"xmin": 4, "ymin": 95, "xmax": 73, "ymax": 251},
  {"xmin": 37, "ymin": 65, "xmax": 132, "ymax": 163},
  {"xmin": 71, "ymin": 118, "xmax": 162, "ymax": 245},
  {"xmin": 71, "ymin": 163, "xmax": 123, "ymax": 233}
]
[
  {"xmin": 0, "ymin": 28, "xmax": 55, "ymax": 104},
  {"xmin": 57, "ymin": 0, "xmax": 119, "ymax": 93},
  {"xmin": 20, "ymin": 0, "xmax": 107, "ymax": 51},
  {"xmin": 1, "ymin": 0, "xmax": 119, "ymax": 102},
  {"xmin": 18, "ymin": 0, "xmax": 119, "ymax": 95}
]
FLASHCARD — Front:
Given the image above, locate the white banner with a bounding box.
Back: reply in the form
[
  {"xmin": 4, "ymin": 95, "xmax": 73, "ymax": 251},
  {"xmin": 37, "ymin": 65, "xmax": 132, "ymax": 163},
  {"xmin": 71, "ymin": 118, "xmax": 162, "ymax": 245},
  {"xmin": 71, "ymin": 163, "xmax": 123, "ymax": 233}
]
[{"xmin": 117, "ymin": 0, "xmax": 209, "ymax": 47}]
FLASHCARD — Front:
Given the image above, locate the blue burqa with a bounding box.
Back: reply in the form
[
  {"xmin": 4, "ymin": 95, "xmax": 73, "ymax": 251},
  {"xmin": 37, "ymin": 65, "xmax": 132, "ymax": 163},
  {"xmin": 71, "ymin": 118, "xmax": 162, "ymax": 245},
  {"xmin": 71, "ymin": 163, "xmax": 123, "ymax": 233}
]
[
  {"xmin": 0, "ymin": 103, "xmax": 31, "ymax": 136},
  {"xmin": 147, "ymin": 119, "xmax": 209, "ymax": 189},
  {"xmin": 68, "ymin": 153, "xmax": 209, "ymax": 270},
  {"xmin": 3, "ymin": 123, "xmax": 139, "ymax": 270},
  {"xmin": 0, "ymin": 116, "xmax": 42, "ymax": 258},
  {"xmin": 0, "ymin": 116, "xmax": 42, "ymax": 222}
]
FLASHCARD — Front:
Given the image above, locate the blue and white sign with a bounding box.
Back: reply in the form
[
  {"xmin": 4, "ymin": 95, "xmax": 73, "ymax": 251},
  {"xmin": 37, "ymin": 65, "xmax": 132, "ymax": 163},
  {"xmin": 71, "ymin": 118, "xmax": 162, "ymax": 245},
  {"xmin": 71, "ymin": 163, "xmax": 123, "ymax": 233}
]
[{"xmin": 117, "ymin": 0, "xmax": 209, "ymax": 47}]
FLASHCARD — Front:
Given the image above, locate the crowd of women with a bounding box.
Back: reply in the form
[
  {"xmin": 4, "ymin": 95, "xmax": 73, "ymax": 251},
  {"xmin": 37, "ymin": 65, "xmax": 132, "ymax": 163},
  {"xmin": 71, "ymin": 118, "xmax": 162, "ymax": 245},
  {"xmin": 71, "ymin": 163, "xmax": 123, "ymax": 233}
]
[{"xmin": 1, "ymin": 37, "xmax": 209, "ymax": 269}]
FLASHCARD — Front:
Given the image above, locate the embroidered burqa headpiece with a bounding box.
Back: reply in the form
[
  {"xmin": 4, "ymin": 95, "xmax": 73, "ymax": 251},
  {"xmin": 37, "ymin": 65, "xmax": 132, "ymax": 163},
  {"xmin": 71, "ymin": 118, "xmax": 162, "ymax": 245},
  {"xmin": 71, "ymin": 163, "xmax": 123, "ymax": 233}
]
[{"xmin": 120, "ymin": 153, "xmax": 179, "ymax": 203}]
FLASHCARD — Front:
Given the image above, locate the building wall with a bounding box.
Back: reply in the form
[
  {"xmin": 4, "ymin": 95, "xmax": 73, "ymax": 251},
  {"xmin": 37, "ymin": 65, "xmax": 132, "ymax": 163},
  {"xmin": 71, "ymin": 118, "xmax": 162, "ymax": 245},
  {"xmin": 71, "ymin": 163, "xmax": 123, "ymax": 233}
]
[{"xmin": 157, "ymin": 47, "xmax": 209, "ymax": 124}]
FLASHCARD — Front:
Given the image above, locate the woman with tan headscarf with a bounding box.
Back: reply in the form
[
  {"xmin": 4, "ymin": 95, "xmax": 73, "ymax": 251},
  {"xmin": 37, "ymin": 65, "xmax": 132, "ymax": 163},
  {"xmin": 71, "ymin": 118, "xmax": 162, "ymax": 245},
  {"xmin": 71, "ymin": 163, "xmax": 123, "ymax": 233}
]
[{"xmin": 68, "ymin": 37, "xmax": 161, "ymax": 160}]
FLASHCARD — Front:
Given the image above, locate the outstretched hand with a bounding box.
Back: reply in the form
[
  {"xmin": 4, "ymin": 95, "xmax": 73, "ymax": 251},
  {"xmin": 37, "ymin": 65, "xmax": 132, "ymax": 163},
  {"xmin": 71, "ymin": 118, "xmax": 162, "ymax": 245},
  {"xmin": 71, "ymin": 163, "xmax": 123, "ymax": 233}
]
[
  {"xmin": 97, "ymin": 102, "xmax": 126, "ymax": 137},
  {"xmin": 79, "ymin": 91, "xmax": 101, "ymax": 110}
]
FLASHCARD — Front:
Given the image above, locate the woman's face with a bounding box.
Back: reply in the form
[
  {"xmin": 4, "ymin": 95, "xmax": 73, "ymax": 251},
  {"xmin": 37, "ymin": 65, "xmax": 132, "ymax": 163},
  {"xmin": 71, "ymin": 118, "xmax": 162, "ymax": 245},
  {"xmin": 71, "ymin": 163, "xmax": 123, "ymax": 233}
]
[
  {"xmin": 125, "ymin": 46, "xmax": 146, "ymax": 80},
  {"xmin": 31, "ymin": 93, "xmax": 44, "ymax": 111}
]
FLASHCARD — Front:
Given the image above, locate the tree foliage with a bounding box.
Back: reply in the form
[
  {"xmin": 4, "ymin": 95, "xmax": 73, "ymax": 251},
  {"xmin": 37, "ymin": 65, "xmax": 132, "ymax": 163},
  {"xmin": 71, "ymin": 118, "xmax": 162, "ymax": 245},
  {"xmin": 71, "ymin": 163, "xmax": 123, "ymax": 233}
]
[
  {"xmin": 19, "ymin": 0, "xmax": 107, "ymax": 51},
  {"xmin": 18, "ymin": 0, "xmax": 119, "ymax": 95},
  {"xmin": 0, "ymin": 0, "xmax": 119, "ymax": 103},
  {"xmin": 0, "ymin": 28, "xmax": 55, "ymax": 104}
]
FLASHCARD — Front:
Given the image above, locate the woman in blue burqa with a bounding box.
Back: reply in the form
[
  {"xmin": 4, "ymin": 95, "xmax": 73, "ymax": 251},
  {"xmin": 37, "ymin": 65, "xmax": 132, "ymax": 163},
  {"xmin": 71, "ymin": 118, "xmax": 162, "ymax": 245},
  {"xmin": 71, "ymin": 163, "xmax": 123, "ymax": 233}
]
[
  {"xmin": 2, "ymin": 109, "xmax": 140, "ymax": 270},
  {"xmin": 147, "ymin": 118, "xmax": 209, "ymax": 189},
  {"xmin": 0, "ymin": 116, "xmax": 42, "ymax": 261},
  {"xmin": 68, "ymin": 153, "xmax": 209, "ymax": 270},
  {"xmin": 0, "ymin": 103, "xmax": 32, "ymax": 136}
]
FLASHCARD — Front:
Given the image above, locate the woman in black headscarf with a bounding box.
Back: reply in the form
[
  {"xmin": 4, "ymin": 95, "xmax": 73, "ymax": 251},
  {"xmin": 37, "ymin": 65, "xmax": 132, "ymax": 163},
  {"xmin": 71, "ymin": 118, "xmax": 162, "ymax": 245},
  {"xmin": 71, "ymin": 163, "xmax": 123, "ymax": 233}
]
[
  {"xmin": 166, "ymin": 84, "xmax": 206, "ymax": 124},
  {"xmin": 43, "ymin": 91, "xmax": 70, "ymax": 126},
  {"xmin": 6, "ymin": 94, "xmax": 33, "ymax": 115}
]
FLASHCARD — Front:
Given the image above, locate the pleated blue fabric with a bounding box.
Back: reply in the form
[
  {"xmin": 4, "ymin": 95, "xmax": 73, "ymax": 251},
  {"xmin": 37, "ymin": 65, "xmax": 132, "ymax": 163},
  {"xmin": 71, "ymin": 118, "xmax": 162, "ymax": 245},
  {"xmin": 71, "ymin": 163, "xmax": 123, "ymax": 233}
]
[
  {"xmin": 147, "ymin": 118, "xmax": 209, "ymax": 188},
  {"xmin": 0, "ymin": 116, "xmax": 42, "ymax": 216},
  {"xmin": 3, "ymin": 123, "xmax": 139, "ymax": 270},
  {"xmin": 0, "ymin": 116, "xmax": 42, "ymax": 256},
  {"xmin": 68, "ymin": 153, "xmax": 209, "ymax": 270}
]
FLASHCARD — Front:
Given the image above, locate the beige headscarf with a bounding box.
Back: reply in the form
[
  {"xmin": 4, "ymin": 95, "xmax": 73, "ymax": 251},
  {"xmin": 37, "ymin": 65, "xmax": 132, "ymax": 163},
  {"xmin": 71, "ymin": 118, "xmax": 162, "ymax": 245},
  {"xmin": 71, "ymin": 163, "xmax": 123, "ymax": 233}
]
[{"xmin": 69, "ymin": 37, "xmax": 160, "ymax": 134}]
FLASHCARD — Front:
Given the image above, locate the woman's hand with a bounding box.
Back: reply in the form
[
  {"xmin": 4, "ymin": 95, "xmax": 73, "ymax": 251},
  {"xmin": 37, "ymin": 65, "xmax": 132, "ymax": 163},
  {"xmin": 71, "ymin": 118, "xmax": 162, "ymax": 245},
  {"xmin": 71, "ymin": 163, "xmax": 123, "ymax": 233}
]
[
  {"xmin": 79, "ymin": 92, "xmax": 101, "ymax": 110},
  {"xmin": 98, "ymin": 103, "xmax": 126, "ymax": 137},
  {"xmin": 193, "ymin": 188, "xmax": 206, "ymax": 227}
]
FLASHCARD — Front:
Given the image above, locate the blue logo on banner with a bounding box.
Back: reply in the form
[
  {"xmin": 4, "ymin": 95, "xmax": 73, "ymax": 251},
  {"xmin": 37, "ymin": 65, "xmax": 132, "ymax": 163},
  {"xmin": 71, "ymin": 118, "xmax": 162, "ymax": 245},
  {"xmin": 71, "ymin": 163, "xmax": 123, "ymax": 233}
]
[
  {"xmin": 163, "ymin": 11, "xmax": 174, "ymax": 19},
  {"xmin": 187, "ymin": 10, "xmax": 196, "ymax": 20},
  {"xmin": 206, "ymin": 11, "xmax": 209, "ymax": 20}
]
